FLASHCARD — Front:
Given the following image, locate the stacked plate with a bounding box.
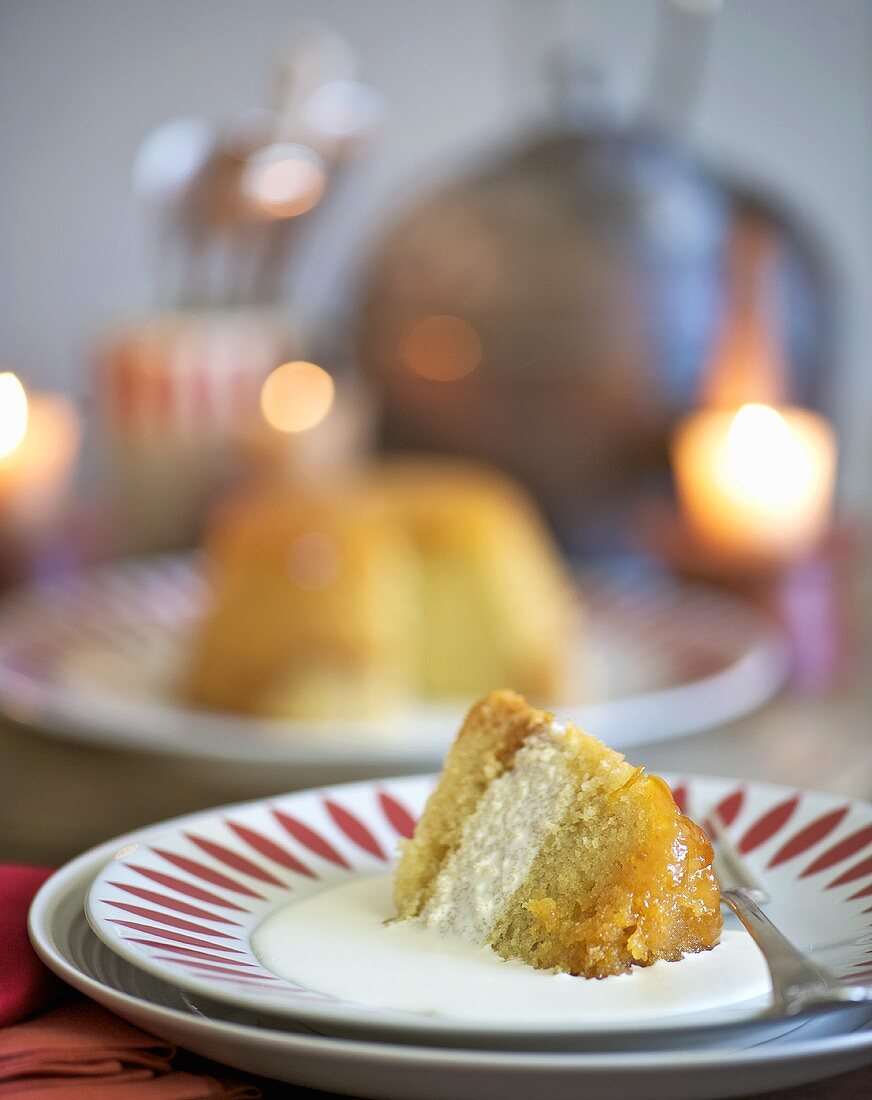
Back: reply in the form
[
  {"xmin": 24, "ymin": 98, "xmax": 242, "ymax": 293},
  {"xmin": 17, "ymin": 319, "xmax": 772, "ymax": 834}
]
[{"xmin": 30, "ymin": 772, "xmax": 872, "ymax": 1098}]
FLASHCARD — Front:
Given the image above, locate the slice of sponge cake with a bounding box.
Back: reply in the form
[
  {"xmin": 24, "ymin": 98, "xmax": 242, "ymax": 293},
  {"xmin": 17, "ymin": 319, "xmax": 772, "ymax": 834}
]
[{"xmin": 394, "ymin": 691, "xmax": 722, "ymax": 978}]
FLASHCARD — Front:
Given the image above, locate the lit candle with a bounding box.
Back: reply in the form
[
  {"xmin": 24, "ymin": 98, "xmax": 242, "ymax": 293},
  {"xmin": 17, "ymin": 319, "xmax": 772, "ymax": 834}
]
[
  {"xmin": 0, "ymin": 372, "xmax": 81, "ymax": 546},
  {"xmin": 671, "ymin": 402, "xmax": 837, "ymax": 563}
]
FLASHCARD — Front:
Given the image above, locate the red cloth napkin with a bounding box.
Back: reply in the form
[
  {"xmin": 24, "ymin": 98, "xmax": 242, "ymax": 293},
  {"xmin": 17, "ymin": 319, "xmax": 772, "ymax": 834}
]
[
  {"xmin": 0, "ymin": 865, "xmax": 56, "ymax": 1028},
  {"xmin": 0, "ymin": 864, "xmax": 260, "ymax": 1098}
]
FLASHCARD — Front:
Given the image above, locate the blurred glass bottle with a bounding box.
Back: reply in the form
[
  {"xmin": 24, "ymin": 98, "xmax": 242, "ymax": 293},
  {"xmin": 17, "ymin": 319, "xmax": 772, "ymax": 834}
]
[{"xmin": 355, "ymin": 4, "xmax": 831, "ymax": 555}]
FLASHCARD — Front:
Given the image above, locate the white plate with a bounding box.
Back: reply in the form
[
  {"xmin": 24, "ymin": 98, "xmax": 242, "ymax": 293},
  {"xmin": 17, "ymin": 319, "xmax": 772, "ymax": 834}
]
[
  {"xmin": 84, "ymin": 772, "xmax": 872, "ymax": 1046},
  {"xmin": 0, "ymin": 555, "xmax": 787, "ymax": 768},
  {"xmin": 31, "ymin": 844, "xmax": 872, "ymax": 1099}
]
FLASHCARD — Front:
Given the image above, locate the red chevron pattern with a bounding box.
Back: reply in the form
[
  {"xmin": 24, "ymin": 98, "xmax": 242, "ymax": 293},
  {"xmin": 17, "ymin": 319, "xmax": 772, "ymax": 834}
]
[
  {"xmin": 107, "ymin": 882, "xmax": 242, "ymax": 924},
  {"xmin": 126, "ymin": 866, "xmax": 250, "ymax": 911},
  {"xmin": 101, "ymin": 900, "xmax": 239, "ymax": 937},
  {"xmin": 184, "ymin": 833, "xmax": 285, "ymax": 887},
  {"xmin": 150, "ymin": 849, "xmax": 266, "ymax": 899},
  {"xmin": 801, "ymin": 825, "xmax": 872, "ymax": 878},
  {"xmin": 714, "ymin": 788, "xmax": 745, "ymax": 827},
  {"xmin": 738, "ymin": 796, "xmax": 800, "ymax": 854},
  {"xmin": 378, "ymin": 791, "xmax": 416, "ymax": 838},
  {"xmin": 225, "ymin": 821, "xmax": 315, "ymax": 878},
  {"xmin": 767, "ymin": 806, "xmax": 850, "ymax": 868},
  {"xmin": 324, "ymin": 800, "xmax": 386, "ymax": 860},
  {"xmin": 273, "ymin": 809, "xmax": 350, "ymax": 868}
]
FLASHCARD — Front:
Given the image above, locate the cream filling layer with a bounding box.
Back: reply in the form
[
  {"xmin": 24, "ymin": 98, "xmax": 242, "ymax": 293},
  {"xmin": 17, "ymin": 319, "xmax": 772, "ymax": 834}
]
[{"xmin": 417, "ymin": 725, "xmax": 572, "ymax": 941}]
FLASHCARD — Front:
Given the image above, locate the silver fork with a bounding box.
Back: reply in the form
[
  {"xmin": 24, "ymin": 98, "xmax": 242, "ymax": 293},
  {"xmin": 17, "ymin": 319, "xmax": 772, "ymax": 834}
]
[
  {"xmin": 721, "ymin": 887, "xmax": 872, "ymax": 1016},
  {"xmin": 703, "ymin": 804, "xmax": 871, "ymax": 1015}
]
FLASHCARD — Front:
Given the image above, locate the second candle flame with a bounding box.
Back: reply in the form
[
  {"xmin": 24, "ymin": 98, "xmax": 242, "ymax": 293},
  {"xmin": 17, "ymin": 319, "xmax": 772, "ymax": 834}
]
[{"xmin": 0, "ymin": 373, "xmax": 28, "ymax": 461}]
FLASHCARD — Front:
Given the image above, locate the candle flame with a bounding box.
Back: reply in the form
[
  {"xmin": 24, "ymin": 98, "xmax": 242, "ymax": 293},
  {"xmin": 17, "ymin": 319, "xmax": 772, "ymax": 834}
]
[
  {"xmin": 716, "ymin": 403, "xmax": 823, "ymax": 516},
  {"xmin": 260, "ymin": 361, "xmax": 335, "ymax": 433},
  {"xmin": 0, "ymin": 373, "xmax": 28, "ymax": 460}
]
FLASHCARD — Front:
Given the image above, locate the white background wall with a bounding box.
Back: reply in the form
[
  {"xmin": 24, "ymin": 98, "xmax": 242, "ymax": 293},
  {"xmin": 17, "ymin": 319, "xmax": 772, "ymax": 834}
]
[{"xmin": 1, "ymin": 0, "xmax": 870, "ymax": 506}]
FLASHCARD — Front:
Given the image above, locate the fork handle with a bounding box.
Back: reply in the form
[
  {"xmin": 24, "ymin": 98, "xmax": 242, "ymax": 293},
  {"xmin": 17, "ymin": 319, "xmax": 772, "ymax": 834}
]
[{"xmin": 720, "ymin": 887, "xmax": 872, "ymax": 1016}]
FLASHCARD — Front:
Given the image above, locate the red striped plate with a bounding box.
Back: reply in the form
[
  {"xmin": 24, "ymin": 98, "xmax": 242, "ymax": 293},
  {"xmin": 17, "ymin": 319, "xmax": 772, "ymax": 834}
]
[
  {"xmin": 0, "ymin": 555, "xmax": 788, "ymax": 770},
  {"xmin": 85, "ymin": 773, "xmax": 872, "ymax": 1043}
]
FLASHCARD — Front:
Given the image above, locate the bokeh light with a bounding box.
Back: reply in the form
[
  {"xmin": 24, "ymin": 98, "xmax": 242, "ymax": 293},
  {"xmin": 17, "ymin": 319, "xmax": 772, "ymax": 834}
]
[
  {"xmin": 400, "ymin": 315, "xmax": 482, "ymax": 382},
  {"xmin": 260, "ymin": 361, "xmax": 335, "ymax": 433},
  {"xmin": 132, "ymin": 117, "xmax": 215, "ymax": 200},
  {"xmin": 241, "ymin": 143, "xmax": 326, "ymax": 218},
  {"xmin": 300, "ymin": 80, "xmax": 384, "ymax": 145},
  {"xmin": 0, "ymin": 373, "xmax": 28, "ymax": 460}
]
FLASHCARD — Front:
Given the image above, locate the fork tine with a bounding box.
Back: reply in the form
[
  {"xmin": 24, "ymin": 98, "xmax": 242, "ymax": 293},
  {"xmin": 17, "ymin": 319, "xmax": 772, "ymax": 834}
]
[{"xmin": 706, "ymin": 807, "xmax": 771, "ymax": 904}]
